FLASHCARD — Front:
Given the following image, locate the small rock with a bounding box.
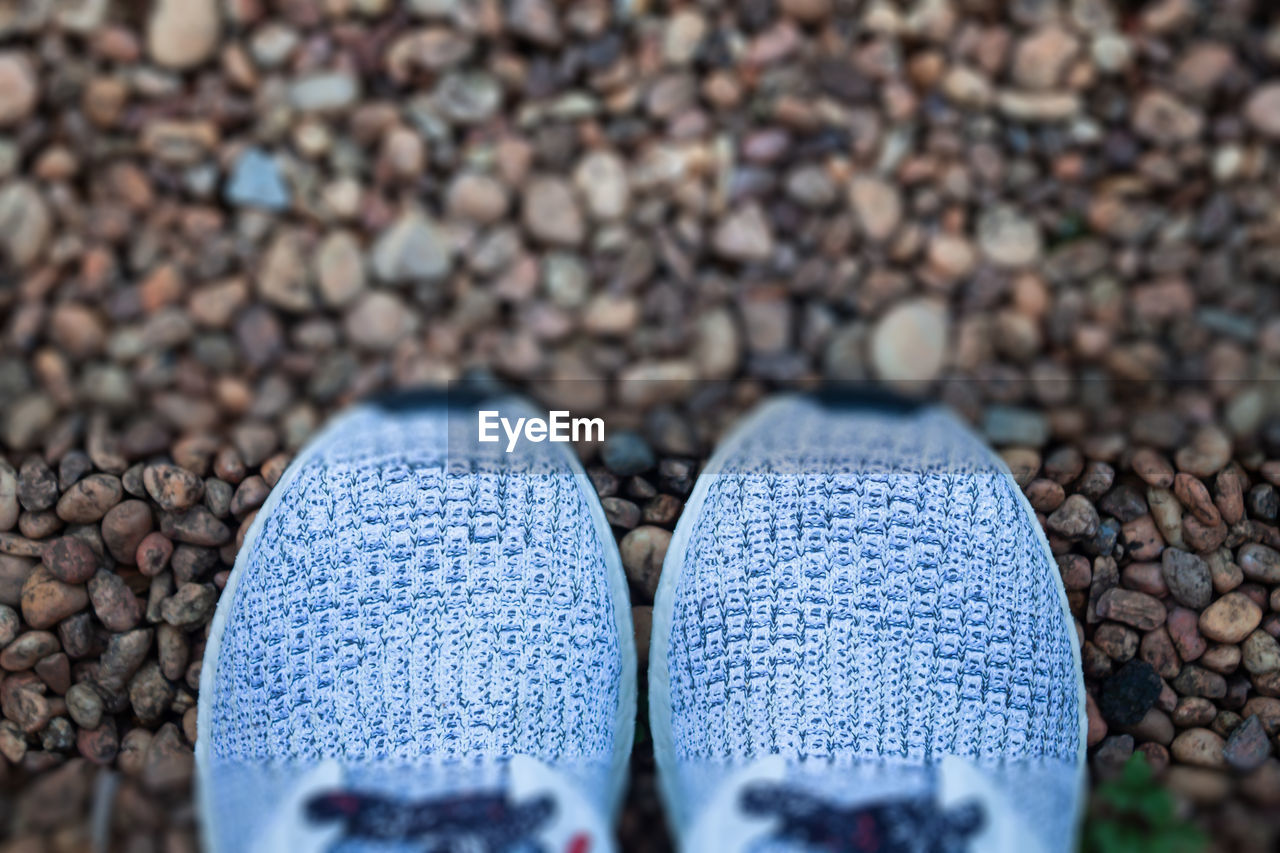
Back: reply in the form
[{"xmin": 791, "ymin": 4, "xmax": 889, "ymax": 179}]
[
  {"xmin": 88, "ymin": 571, "xmax": 142, "ymax": 633},
  {"xmin": 257, "ymin": 230, "xmax": 312, "ymax": 313},
  {"xmin": 142, "ymin": 722, "xmax": 193, "ymax": 792},
  {"xmin": 1171, "ymin": 727, "xmax": 1226, "ymax": 769},
  {"xmin": 225, "ymin": 148, "xmax": 290, "ymax": 211},
  {"xmin": 0, "ymin": 631, "xmax": 59, "ymax": 671},
  {"xmin": 1098, "ymin": 659, "xmax": 1162, "ymax": 726},
  {"xmin": 160, "ymin": 508, "xmax": 231, "ymax": 547},
  {"xmin": 289, "ymin": 71, "xmax": 361, "ymax": 112},
  {"xmin": 1047, "ymin": 494, "xmax": 1100, "ymax": 539},
  {"xmin": 602, "ymin": 431, "xmax": 655, "ymax": 477},
  {"xmin": 1200, "ymin": 592, "xmax": 1263, "ymax": 644},
  {"xmin": 1243, "ymin": 630, "xmax": 1280, "ymax": 675},
  {"xmin": 602, "ymin": 497, "xmax": 641, "ymax": 530},
  {"xmin": 1012, "ymin": 26, "xmax": 1079, "ymax": 90},
  {"xmin": 0, "ymin": 51, "xmax": 37, "ymax": 126},
  {"xmin": 620, "ymin": 526, "xmax": 670, "ymax": 600},
  {"xmin": 1239, "ymin": 543, "xmax": 1280, "ymax": 584},
  {"xmin": 522, "ymin": 177, "xmax": 585, "ymax": 246},
  {"xmin": 135, "ymin": 532, "xmax": 174, "ymax": 577},
  {"xmin": 21, "ymin": 567, "xmax": 89, "ymax": 630},
  {"xmin": 159, "ymin": 583, "xmax": 217, "ymax": 628},
  {"xmin": 1224, "ymin": 715, "xmax": 1271, "ymax": 773},
  {"xmin": 372, "ymin": 212, "xmax": 452, "ymax": 283},
  {"xmin": 848, "ymin": 176, "xmax": 902, "ymax": 242},
  {"xmin": 1133, "ymin": 90, "xmax": 1204, "ymax": 143},
  {"xmin": 870, "ymin": 299, "xmax": 948, "ymax": 384},
  {"xmin": 1175, "ymin": 426, "xmax": 1231, "ymax": 477},
  {"xmin": 446, "ymin": 173, "xmax": 509, "ymax": 224},
  {"xmin": 143, "ymin": 464, "xmax": 205, "ymax": 513},
  {"xmin": 0, "ymin": 181, "xmax": 52, "ymax": 269},
  {"xmin": 129, "ymin": 662, "xmax": 174, "ymax": 726},
  {"xmin": 983, "ymin": 406, "xmax": 1050, "ymax": 447},
  {"xmin": 42, "ymin": 537, "xmax": 99, "ymax": 585},
  {"xmin": 1161, "ymin": 548, "xmax": 1213, "ymax": 609},
  {"xmin": 574, "ymin": 150, "xmax": 630, "ymax": 221},
  {"xmin": 147, "ymin": 0, "xmax": 220, "ymax": 69},
  {"xmin": 712, "ymin": 203, "xmax": 774, "ymax": 262},
  {"xmin": 345, "ymin": 292, "xmax": 418, "ymax": 351},
  {"xmin": 1245, "ymin": 83, "xmax": 1280, "ymax": 139},
  {"xmin": 66, "ymin": 682, "xmax": 103, "ymax": 730},
  {"xmin": 978, "ymin": 206, "xmax": 1042, "ymax": 268},
  {"xmin": 1097, "ymin": 588, "xmax": 1166, "ymax": 631},
  {"xmin": 102, "ymin": 500, "xmax": 153, "ymax": 566},
  {"xmin": 315, "ymin": 230, "xmax": 366, "ymax": 309}
]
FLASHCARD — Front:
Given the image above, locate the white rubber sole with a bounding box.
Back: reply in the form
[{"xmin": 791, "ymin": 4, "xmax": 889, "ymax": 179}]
[
  {"xmin": 196, "ymin": 395, "xmax": 637, "ymax": 851},
  {"xmin": 647, "ymin": 394, "xmax": 1089, "ymax": 846}
]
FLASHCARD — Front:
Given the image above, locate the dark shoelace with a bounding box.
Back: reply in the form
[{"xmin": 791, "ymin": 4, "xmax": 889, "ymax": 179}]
[
  {"xmin": 740, "ymin": 782, "xmax": 985, "ymax": 853},
  {"xmin": 305, "ymin": 789, "xmax": 560, "ymax": 852}
]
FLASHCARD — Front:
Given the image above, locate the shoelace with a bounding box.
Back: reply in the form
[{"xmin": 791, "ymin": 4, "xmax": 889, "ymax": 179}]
[
  {"xmin": 738, "ymin": 782, "xmax": 985, "ymax": 853},
  {"xmin": 305, "ymin": 789, "xmax": 562, "ymax": 851}
]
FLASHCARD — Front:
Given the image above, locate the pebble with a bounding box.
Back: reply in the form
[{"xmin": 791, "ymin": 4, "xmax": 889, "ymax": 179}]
[
  {"xmin": 978, "ymin": 206, "xmax": 1043, "ymax": 268},
  {"xmin": 159, "ymin": 583, "xmax": 217, "ymax": 628},
  {"xmin": 136, "ymin": 532, "xmax": 174, "ymax": 577},
  {"xmin": 88, "ymin": 571, "xmax": 143, "ymax": 633},
  {"xmin": 870, "ymin": 299, "xmax": 948, "ymax": 383},
  {"xmin": 1098, "ymin": 659, "xmax": 1162, "ymax": 726},
  {"xmin": 0, "ymin": 181, "xmax": 52, "ymax": 269},
  {"xmin": 345, "ymin": 292, "xmax": 418, "ymax": 351},
  {"xmin": 1224, "ymin": 715, "xmax": 1271, "ymax": 772},
  {"xmin": 21, "ymin": 567, "xmax": 89, "ymax": 630},
  {"xmin": 1171, "ymin": 727, "xmax": 1226, "ymax": 769},
  {"xmin": 1243, "ymin": 630, "xmax": 1280, "ymax": 675},
  {"xmin": 314, "ymin": 231, "xmax": 367, "ymax": 309},
  {"xmin": 712, "ymin": 203, "xmax": 774, "ymax": 262},
  {"xmin": 65, "ymin": 683, "xmax": 103, "ymax": 730},
  {"xmin": 1162, "ymin": 548, "xmax": 1213, "ymax": 609},
  {"xmin": 0, "ymin": 631, "xmax": 59, "ymax": 671},
  {"xmin": 1175, "ymin": 426, "xmax": 1232, "ymax": 477},
  {"xmin": 371, "ymin": 212, "xmax": 452, "ymax": 283},
  {"xmin": 602, "ymin": 431, "xmax": 656, "ymax": 477},
  {"xmin": 290, "ymin": 71, "xmax": 361, "ymax": 112},
  {"xmin": 1200, "ymin": 592, "xmax": 1263, "ymax": 644},
  {"xmin": 1245, "ymin": 83, "xmax": 1280, "ymax": 139},
  {"xmin": 523, "ymin": 177, "xmax": 585, "ymax": 246},
  {"xmin": 574, "ymin": 151, "xmax": 630, "ymax": 221},
  {"xmin": 1047, "ymin": 494, "xmax": 1100, "ymax": 540},
  {"xmin": 1133, "ymin": 90, "xmax": 1204, "ymax": 143},
  {"xmin": 145, "ymin": 0, "xmax": 220, "ymax": 69},
  {"xmin": 1239, "ymin": 543, "xmax": 1280, "ymax": 584},
  {"xmin": 620, "ymin": 526, "xmax": 670, "ymax": 601},
  {"xmin": 0, "ymin": 51, "xmax": 37, "ymax": 126},
  {"xmin": 143, "ymin": 464, "xmax": 205, "ymax": 513},
  {"xmin": 848, "ymin": 176, "xmax": 902, "ymax": 242},
  {"xmin": 1012, "ymin": 26, "xmax": 1079, "ymax": 90},
  {"xmin": 225, "ymin": 149, "xmax": 290, "ymax": 211},
  {"xmin": 1098, "ymin": 588, "xmax": 1166, "ymax": 631},
  {"xmin": 446, "ymin": 173, "xmax": 510, "ymax": 225}
]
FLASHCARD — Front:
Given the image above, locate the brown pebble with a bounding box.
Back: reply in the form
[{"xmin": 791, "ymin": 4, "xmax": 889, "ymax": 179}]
[
  {"xmin": 136, "ymin": 531, "xmax": 175, "ymax": 577},
  {"xmin": 142, "ymin": 722, "xmax": 193, "ymax": 792},
  {"xmin": 159, "ymin": 583, "xmax": 217, "ymax": 628},
  {"xmin": 1171, "ymin": 727, "xmax": 1226, "ymax": 769},
  {"xmin": 87, "ymin": 570, "xmax": 143, "ymax": 632},
  {"xmin": 1121, "ymin": 515, "xmax": 1164, "ymax": 560},
  {"xmin": 0, "ymin": 631, "xmax": 60, "ymax": 671},
  {"xmin": 1132, "ymin": 448, "xmax": 1175, "ymax": 488},
  {"xmin": 619, "ymin": 525, "xmax": 671, "ymax": 601},
  {"xmin": 143, "ymin": 464, "xmax": 206, "ymax": 512},
  {"xmin": 101, "ymin": 500, "xmax": 153, "ymax": 565},
  {"xmin": 54, "ymin": 474, "xmax": 122, "ymax": 524},
  {"xmin": 1097, "ymin": 587, "xmax": 1166, "ymax": 631},
  {"xmin": 42, "ymin": 537, "xmax": 99, "ymax": 584},
  {"xmin": 1200, "ymin": 592, "xmax": 1263, "ymax": 644},
  {"xmin": 21, "ymin": 566, "xmax": 88, "ymax": 629}
]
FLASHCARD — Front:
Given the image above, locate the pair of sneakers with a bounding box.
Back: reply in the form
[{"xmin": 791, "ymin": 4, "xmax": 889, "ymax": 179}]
[{"xmin": 196, "ymin": 392, "xmax": 1085, "ymax": 853}]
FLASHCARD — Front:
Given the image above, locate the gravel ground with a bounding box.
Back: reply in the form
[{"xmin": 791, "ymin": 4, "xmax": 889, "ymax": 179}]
[{"xmin": 4, "ymin": 0, "xmax": 1280, "ymax": 850}]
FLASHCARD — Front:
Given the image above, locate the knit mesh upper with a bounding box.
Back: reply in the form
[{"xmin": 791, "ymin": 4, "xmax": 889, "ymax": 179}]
[
  {"xmin": 202, "ymin": 405, "xmax": 623, "ymax": 851},
  {"xmin": 659, "ymin": 400, "xmax": 1082, "ymax": 845}
]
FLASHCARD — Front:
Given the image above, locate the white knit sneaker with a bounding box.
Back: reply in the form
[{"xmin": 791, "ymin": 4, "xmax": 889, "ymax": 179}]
[
  {"xmin": 649, "ymin": 394, "xmax": 1086, "ymax": 853},
  {"xmin": 197, "ymin": 391, "xmax": 635, "ymax": 853}
]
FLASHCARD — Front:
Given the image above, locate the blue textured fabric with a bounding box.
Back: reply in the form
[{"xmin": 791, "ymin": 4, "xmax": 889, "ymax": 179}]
[
  {"xmin": 199, "ymin": 400, "xmax": 626, "ymax": 852},
  {"xmin": 654, "ymin": 397, "xmax": 1084, "ymax": 851}
]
